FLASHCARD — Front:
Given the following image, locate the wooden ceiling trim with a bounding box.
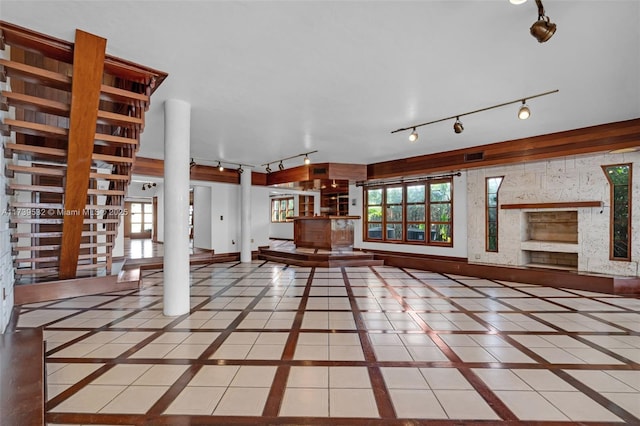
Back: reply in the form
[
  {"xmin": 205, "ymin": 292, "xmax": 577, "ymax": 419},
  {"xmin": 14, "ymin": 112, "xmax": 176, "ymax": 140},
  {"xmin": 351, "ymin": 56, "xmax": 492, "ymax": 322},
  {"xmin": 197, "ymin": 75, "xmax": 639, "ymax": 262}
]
[
  {"xmin": 368, "ymin": 118, "xmax": 640, "ymax": 179},
  {"xmin": 58, "ymin": 29, "xmax": 106, "ymax": 280}
]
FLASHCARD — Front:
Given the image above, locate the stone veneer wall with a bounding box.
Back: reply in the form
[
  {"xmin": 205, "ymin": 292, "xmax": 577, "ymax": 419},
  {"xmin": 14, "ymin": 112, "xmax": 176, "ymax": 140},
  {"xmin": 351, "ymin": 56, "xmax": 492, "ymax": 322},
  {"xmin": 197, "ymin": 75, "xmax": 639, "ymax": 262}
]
[
  {"xmin": 0, "ymin": 46, "xmax": 15, "ymax": 333},
  {"xmin": 467, "ymin": 153, "xmax": 640, "ymax": 277}
]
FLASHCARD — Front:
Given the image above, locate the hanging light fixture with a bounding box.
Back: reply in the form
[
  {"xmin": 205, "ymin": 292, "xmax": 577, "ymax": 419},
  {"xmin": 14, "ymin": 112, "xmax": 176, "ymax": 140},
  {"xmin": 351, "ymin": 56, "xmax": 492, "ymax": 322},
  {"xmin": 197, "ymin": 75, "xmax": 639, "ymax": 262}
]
[
  {"xmin": 217, "ymin": 161, "xmax": 224, "ymax": 172},
  {"xmin": 331, "ymin": 179, "xmax": 338, "ymax": 188},
  {"xmin": 518, "ymin": 100, "xmax": 531, "ymax": 119},
  {"xmin": 530, "ymin": 0, "xmax": 556, "ymax": 43},
  {"xmin": 408, "ymin": 128, "xmax": 419, "ymax": 142},
  {"xmin": 304, "ymin": 154, "xmax": 311, "ymax": 165},
  {"xmin": 278, "ymin": 161, "xmax": 285, "ymax": 171},
  {"xmin": 453, "ymin": 117, "xmax": 464, "ymax": 134}
]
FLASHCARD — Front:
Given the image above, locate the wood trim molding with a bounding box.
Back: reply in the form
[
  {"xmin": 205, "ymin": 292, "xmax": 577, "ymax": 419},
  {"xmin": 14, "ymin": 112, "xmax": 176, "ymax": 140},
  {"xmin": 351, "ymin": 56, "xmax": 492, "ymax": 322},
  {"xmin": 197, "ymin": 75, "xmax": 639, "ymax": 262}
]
[
  {"xmin": 368, "ymin": 118, "xmax": 640, "ymax": 180},
  {"xmin": 500, "ymin": 201, "xmax": 603, "ymax": 209},
  {"xmin": 59, "ymin": 30, "xmax": 106, "ymax": 279}
]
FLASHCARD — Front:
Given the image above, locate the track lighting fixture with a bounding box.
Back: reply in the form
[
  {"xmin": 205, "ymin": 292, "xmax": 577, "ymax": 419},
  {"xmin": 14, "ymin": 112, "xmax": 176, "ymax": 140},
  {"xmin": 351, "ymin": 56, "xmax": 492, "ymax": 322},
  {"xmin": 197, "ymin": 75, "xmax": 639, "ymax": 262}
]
[
  {"xmin": 237, "ymin": 165, "xmax": 244, "ymax": 174},
  {"xmin": 530, "ymin": 0, "xmax": 556, "ymax": 43},
  {"xmin": 261, "ymin": 151, "xmax": 318, "ymax": 173},
  {"xmin": 518, "ymin": 101, "xmax": 531, "ymax": 120},
  {"xmin": 217, "ymin": 161, "xmax": 224, "ymax": 172},
  {"xmin": 453, "ymin": 117, "xmax": 464, "ymax": 134},
  {"xmin": 190, "ymin": 158, "xmax": 196, "ymax": 169},
  {"xmin": 408, "ymin": 128, "xmax": 419, "ymax": 142},
  {"xmin": 391, "ymin": 89, "xmax": 558, "ymax": 140},
  {"xmin": 141, "ymin": 182, "xmax": 157, "ymax": 191}
]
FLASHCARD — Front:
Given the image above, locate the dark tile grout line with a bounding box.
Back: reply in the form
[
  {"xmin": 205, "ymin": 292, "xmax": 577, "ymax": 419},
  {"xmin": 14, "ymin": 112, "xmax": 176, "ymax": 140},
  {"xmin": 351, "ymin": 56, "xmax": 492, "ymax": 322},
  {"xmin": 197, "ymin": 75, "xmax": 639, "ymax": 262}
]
[
  {"xmin": 371, "ymin": 267, "xmax": 519, "ymax": 422},
  {"xmin": 23, "ymin": 261, "xmax": 638, "ymax": 425},
  {"xmin": 402, "ymin": 269, "xmax": 640, "ymax": 423},
  {"xmin": 341, "ymin": 267, "xmax": 396, "ymax": 419}
]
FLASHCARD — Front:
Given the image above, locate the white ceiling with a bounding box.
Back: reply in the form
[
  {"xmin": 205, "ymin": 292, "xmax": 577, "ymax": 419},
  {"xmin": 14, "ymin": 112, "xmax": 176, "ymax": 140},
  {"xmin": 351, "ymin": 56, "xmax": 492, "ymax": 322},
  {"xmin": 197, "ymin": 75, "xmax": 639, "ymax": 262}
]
[{"xmin": 1, "ymin": 1, "xmax": 639, "ymax": 170}]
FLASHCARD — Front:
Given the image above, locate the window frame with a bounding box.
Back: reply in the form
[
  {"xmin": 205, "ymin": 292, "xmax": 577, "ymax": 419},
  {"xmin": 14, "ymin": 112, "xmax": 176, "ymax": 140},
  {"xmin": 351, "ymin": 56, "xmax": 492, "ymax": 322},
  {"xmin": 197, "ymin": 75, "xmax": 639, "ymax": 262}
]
[
  {"xmin": 602, "ymin": 163, "xmax": 632, "ymax": 261},
  {"xmin": 271, "ymin": 196, "xmax": 295, "ymax": 223},
  {"xmin": 485, "ymin": 176, "xmax": 504, "ymax": 252},
  {"xmin": 363, "ymin": 178, "xmax": 453, "ymax": 247}
]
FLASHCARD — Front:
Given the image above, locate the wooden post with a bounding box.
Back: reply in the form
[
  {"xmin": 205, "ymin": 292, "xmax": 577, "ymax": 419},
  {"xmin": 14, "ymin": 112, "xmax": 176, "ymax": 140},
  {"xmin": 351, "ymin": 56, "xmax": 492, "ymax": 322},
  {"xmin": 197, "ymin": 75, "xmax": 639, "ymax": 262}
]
[{"xmin": 58, "ymin": 30, "xmax": 106, "ymax": 279}]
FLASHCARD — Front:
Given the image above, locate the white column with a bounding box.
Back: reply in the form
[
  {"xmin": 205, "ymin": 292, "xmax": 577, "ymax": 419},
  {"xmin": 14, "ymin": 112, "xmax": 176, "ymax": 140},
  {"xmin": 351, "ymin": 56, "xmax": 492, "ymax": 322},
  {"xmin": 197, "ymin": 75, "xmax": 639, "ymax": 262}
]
[
  {"xmin": 163, "ymin": 99, "xmax": 191, "ymax": 316},
  {"xmin": 240, "ymin": 166, "xmax": 252, "ymax": 262}
]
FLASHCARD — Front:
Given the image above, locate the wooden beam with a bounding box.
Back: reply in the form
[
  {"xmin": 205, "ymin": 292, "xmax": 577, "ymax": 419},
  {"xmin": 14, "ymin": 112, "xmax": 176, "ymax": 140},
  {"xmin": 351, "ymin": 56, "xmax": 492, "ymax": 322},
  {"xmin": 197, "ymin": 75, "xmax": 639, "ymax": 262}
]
[
  {"xmin": 500, "ymin": 201, "xmax": 603, "ymax": 210},
  {"xmin": 367, "ymin": 118, "xmax": 640, "ymax": 179},
  {"xmin": 58, "ymin": 30, "xmax": 106, "ymax": 279}
]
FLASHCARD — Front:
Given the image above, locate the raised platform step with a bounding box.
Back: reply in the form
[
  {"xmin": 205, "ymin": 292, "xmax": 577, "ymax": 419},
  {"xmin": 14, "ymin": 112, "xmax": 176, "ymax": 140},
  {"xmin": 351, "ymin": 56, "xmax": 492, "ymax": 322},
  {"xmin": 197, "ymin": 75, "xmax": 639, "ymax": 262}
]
[
  {"xmin": 122, "ymin": 249, "xmax": 234, "ymax": 271},
  {"xmin": 258, "ymin": 247, "xmax": 383, "ymax": 268}
]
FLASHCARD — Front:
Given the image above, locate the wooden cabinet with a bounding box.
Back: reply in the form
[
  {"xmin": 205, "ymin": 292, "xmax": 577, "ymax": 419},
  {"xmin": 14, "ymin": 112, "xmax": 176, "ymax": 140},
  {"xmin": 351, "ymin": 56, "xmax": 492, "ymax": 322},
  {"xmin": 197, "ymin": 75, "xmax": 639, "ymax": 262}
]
[
  {"xmin": 294, "ymin": 216, "xmax": 360, "ymax": 250},
  {"xmin": 321, "ymin": 192, "xmax": 349, "ymax": 216},
  {"xmin": 298, "ymin": 195, "xmax": 315, "ymax": 216}
]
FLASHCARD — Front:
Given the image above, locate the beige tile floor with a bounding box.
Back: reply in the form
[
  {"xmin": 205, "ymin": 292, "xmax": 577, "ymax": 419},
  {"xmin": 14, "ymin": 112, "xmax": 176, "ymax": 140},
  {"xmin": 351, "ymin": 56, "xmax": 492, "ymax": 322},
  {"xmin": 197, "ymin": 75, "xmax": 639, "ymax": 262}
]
[{"xmin": 10, "ymin": 260, "xmax": 640, "ymax": 425}]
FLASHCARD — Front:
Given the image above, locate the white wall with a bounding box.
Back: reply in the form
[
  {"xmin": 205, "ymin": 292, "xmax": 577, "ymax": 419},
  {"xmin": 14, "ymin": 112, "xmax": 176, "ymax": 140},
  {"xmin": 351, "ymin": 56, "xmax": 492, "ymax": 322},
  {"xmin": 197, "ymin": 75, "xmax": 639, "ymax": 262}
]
[
  {"xmin": 466, "ymin": 153, "xmax": 640, "ymax": 277},
  {"xmin": 356, "ymin": 172, "xmax": 469, "ymax": 259},
  {"xmin": 193, "ymin": 186, "xmax": 213, "ymax": 249},
  {"xmin": 0, "ymin": 46, "xmax": 14, "ymax": 333}
]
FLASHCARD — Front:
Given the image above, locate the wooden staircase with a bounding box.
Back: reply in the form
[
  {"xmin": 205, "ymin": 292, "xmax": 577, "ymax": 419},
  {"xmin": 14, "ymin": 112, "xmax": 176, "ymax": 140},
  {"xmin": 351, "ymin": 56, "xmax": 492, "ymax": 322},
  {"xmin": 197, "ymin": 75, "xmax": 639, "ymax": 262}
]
[{"xmin": 0, "ymin": 21, "xmax": 167, "ymax": 283}]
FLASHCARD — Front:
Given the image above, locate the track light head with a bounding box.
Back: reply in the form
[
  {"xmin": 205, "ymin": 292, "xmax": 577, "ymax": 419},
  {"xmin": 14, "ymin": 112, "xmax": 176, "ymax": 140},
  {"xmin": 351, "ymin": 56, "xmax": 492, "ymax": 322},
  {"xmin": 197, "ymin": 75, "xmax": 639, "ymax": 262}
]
[
  {"xmin": 266, "ymin": 165, "xmax": 272, "ymax": 174},
  {"xmin": 278, "ymin": 161, "xmax": 285, "ymax": 171},
  {"xmin": 304, "ymin": 155, "xmax": 311, "ymax": 165},
  {"xmin": 217, "ymin": 161, "xmax": 224, "ymax": 172},
  {"xmin": 142, "ymin": 184, "xmax": 146, "ymax": 191},
  {"xmin": 237, "ymin": 165, "xmax": 243, "ymax": 174},
  {"xmin": 530, "ymin": 0, "xmax": 556, "ymax": 43},
  {"xmin": 189, "ymin": 158, "xmax": 196, "ymax": 169},
  {"xmin": 453, "ymin": 117, "xmax": 464, "ymax": 134},
  {"xmin": 408, "ymin": 128, "xmax": 419, "ymax": 142},
  {"xmin": 152, "ymin": 182, "xmax": 156, "ymax": 187},
  {"xmin": 518, "ymin": 100, "xmax": 531, "ymax": 120}
]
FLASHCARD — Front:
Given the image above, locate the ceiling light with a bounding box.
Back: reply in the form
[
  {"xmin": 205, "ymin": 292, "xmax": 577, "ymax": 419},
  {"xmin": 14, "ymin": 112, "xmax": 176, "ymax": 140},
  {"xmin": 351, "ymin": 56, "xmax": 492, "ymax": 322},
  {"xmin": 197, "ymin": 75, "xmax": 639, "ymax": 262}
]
[
  {"xmin": 278, "ymin": 161, "xmax": 285, "ymax": 171},
  {"xmin": 530, "ymin": 0, "xmax": 556, "ymax": 43},
  {"xmin": 453, "ymin": 117, "xmax": 464, "ymax": 134},
  {"xmin": 331, "ymin": 180, "xmax": 338, "ymax": 188},
  {"xmin": 142, "ymin": 184, "xmax": 146, "ymax": 191},
  {"xmin": 217, "ymin": 161, "xmax": 224, "ymax": 172},
  {"xmin": 266, "ymin": 165, "xmax": 272, "ymax": 174},
  {"xmin": 518, "ymin": 101, "xmax": 531, "ymax": 120},
  {"xmin": 189, "ymin": 158, "xmax": 196, "ymax": 169},
  {"xmin": 510, "ymin": 0, "xmax": 527, "ymax": 4},
  {"xmin": 408, "ymin": 128, "xmax": 419, "ymax": 142},
  {"xmin": 237, "ymin": 165, "xmax": 243, "ymax": 174},
  {"xmin": 391, "ymin": 89, "xmax": 557, "ymax": 139},
  {"xmin": 304, "ymin": 155, "xmax": 311, "ymax": 165}
]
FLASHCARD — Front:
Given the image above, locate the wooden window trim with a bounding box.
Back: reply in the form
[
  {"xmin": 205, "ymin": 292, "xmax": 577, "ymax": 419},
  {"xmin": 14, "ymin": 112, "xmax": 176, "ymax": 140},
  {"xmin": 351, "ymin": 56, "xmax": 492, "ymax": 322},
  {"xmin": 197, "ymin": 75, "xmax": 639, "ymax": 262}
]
[
  {"xmin": 485, "ymin": 176, "xmax": 504, "ymax": 252},
  {"xmin": 602, "ymin": 163, "xmax": 632, "ymax": 261},
  {"xmin": 271, "ymin": 197, "xmax": 295, "ymax": 223},
  {"xmin": 363, "ymin": 179, "xmax": 453, "ymax": 246}
]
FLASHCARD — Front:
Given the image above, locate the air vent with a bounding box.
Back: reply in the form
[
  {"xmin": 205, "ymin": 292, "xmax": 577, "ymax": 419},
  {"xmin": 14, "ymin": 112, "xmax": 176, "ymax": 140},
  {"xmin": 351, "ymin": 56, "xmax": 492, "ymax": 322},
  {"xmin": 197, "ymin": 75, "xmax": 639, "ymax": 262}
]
[
  {"xmin": 464, "ymin": 152, "xmax": 484, "ymax": 162},
  {"xmin": 312, "ymin": 167, "xmax": 327, "ymax": 175}
]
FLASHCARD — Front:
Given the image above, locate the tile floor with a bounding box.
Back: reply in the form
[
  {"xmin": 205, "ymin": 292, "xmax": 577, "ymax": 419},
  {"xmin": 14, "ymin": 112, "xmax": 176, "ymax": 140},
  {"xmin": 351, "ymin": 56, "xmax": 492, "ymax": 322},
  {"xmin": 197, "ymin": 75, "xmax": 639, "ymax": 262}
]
[{"xmin": 11, "ymin": 261, "xmax": 640, "ymax": 425}]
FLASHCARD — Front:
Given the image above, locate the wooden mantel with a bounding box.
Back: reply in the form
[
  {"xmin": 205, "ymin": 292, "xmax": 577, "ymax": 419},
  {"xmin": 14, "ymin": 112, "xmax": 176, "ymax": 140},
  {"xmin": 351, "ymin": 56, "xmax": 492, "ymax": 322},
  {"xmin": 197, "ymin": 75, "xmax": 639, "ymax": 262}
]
[{"xmin": 500, "ymin": 201, "xmax": 603, "ymax": 210}]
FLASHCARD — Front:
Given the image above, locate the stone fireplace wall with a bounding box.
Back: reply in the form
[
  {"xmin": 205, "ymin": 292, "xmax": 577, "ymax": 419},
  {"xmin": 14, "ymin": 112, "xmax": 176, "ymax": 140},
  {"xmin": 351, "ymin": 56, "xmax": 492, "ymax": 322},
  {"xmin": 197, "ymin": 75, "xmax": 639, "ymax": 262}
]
[{"xmin": 467, "ymin": 152, "xmax": 640, "ymax": 277}]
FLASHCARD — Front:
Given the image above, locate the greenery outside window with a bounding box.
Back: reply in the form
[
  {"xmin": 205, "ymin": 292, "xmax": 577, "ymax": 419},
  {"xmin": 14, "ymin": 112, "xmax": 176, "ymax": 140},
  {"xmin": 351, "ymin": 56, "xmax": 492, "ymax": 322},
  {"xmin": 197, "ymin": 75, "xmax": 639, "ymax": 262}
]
[
  {"xmin": 271, "ymin": 197, "xmax": 294, "ymax": 223},
  {"xmin": 486, "ymin": 177, "xmax": 503, "ymax": 252},
  {"xmin": 602, "ymin": 164, "xmax": 632, "ymax": 261},
  {"xmin": 364, "ymin": 178, "xmax": 453, "ymax": 246}
]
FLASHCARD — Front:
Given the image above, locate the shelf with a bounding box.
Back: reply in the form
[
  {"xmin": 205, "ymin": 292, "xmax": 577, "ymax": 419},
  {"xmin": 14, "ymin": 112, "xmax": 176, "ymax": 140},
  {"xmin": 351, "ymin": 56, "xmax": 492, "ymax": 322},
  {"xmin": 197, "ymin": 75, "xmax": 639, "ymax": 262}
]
[{"xmin": 501, "ymin": 201, "xmax": 602, "ymax": 210}]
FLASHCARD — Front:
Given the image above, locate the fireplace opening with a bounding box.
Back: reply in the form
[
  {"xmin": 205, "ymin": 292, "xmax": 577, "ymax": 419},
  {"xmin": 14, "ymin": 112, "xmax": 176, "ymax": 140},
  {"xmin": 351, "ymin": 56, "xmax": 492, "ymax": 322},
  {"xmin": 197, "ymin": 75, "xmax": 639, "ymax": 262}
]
[{"xmin": 526, "ymin": 211, "xmax": 577, "ymax": 243}]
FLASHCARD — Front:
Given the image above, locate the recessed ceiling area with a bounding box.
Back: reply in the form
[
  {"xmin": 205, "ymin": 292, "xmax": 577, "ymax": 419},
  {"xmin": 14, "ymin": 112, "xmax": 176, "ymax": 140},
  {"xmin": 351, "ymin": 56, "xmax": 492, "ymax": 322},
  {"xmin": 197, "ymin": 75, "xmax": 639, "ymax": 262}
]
[{"xmin": 1, "ymin": 1, "xmax": 638, "ymax": 168}]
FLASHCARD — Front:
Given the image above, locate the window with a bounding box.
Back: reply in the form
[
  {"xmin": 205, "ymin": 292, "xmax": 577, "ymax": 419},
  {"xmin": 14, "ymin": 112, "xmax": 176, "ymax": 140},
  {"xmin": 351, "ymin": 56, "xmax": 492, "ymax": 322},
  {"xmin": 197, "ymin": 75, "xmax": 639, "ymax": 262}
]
[
  {"xmin": 486, "ymin": 176, "xmax": 503, "ymax": 252},
  {"xmin": 130, "ymin": 202, "xmax": 153, "ymax": 235},
  {"xmin": 602, "ymin": 164, "xmax": 632, "ymax": 260},
  {"xmin": 364, "ymin": 178, "xmax": 453, "ymax": 246},
  {"xmin": 271, "ymin": 197, "xmax": 294, "ymax": 223}
]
